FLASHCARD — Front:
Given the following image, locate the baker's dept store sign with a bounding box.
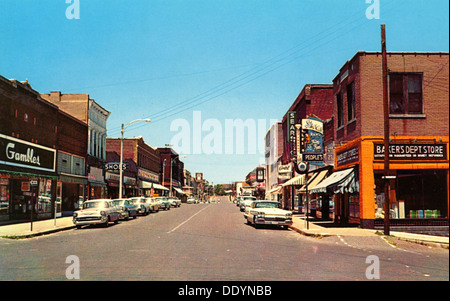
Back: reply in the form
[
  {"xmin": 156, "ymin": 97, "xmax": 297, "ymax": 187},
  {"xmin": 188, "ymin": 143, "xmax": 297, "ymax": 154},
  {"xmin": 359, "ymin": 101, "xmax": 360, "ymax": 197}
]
[
  {"xmin": 373, "ymin": 143, "xmax": 447, "ymax": 160},
  {"xmin": 0, "ymin": 134, "xmax": 56, "ymax": 172}
]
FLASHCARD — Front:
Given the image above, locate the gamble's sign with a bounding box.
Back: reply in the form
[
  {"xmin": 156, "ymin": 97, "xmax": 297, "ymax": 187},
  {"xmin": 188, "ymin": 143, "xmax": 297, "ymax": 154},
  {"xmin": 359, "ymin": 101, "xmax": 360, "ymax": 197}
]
[
  {"xmin": 374, "ymin": 143, "xmax": 447, "ymax": 160},
  {"xmin": 0, "ymin": 134, "xmax": 56, "ymax": 172}
]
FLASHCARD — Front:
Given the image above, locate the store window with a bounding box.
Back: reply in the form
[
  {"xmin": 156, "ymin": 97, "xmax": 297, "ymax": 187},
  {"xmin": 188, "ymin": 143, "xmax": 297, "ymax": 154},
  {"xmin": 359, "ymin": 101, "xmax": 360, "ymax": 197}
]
[
  {"xmin": 389, "ymin": 73, "xmax": 423, "ymax": 115},
  {"xmin": 0, "ymin": 178, "xmax": 10, "ymax": 219},
  {"xmin": 38, "ymin": 178, "xmax": 52, "ymax": 215},
  {"xmin": 347, "ymin": 82, "xmax": 356, "ymax": 122},
  {"xmin": 337, "ymin": 91, "xmax": 344, "ymax": 128}
]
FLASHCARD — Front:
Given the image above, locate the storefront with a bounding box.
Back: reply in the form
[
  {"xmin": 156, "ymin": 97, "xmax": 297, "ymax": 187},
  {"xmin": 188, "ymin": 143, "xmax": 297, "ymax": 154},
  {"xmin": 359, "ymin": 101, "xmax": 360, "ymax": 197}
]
[
  {"xmin": 140, "ymin": 180, "xmax": 168, "ymax": 197},
  {"xmin": 332, "ymin": 137, "xmax": 449, "ymax": 229},
  {"xmin": 87, "ymin": 166, "xmax": 107, "ymax": 199},
  {"xmin": 58, "ymin": 174, "xmax": 87, "ymax": 216},
  {"xmin": 0, "ymin": 134, "xmax": 57, "ymax": 221}
]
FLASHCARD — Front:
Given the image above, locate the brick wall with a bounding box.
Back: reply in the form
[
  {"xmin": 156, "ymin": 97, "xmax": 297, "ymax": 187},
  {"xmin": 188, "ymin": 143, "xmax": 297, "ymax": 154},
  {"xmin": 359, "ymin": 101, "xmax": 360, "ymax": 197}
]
[{"xmin": 334, "ymin": 52, "xmax": 449, "ymax": 145}]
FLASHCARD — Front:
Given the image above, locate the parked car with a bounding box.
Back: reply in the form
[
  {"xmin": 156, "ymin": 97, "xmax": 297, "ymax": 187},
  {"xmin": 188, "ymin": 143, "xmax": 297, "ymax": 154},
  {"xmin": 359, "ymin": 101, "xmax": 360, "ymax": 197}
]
[
  {"xmin": 186, "ymin": 197, "xmax": 196, "ymax": 204},
  {"xmin": 145, "ymin": 197, "xmax": 160, "ymax": 212},
  {"xmin": 235, "ymin": 196, "xmax": 242, "ymax": 206},
  {"xmin": 168, "ymin": 197, "xmax": 181, "ymax": 207},
  {"xmin": 245, "ymin": 200, "xmax": 293, "ymax": 229},
  {"xmin": 239, "ymin": 196, "xmax": 257, "ymax": 212},
  {"xmin": 113, "ymin": 198, "xmax": 138, "ymax": 220},
  {"xmin": 153, "ymin": 197, "xmax": 171, "ymax": 210},
  {"xmin": 73, "ymin": 199, "xmax": 121, "ymax": 229},
  {"xmin": 130, "ymin": 197, "xmax": 151, "ymax": 215}
]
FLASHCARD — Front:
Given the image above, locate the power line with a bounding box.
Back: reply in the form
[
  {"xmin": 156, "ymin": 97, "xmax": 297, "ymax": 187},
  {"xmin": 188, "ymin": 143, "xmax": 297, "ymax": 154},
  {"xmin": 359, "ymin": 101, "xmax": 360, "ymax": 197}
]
[{"xmin": 109, "ymin": 1, "xmax": 401, "ymax": 135}]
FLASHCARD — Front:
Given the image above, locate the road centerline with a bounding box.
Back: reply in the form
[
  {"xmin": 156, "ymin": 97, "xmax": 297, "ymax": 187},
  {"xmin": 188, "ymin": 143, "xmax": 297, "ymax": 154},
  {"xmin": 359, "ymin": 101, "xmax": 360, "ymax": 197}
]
[{"xmin": 167, "ymin": 204, "xmax": 211, "ymax": 234}]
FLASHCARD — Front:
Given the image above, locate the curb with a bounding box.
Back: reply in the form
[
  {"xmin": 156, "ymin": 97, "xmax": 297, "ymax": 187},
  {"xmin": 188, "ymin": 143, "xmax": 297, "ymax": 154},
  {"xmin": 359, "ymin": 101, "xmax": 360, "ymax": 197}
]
[
  {"xmin": 389, "ymin": 235, "xmax": 449, "ymax": 250},
  {"xmin": 0, "ymin": 225, "xmax": 76, "ymax": 240},
  {"xmin": 288, "ymin": 225, "xmax": 332, "ymax": 238}
]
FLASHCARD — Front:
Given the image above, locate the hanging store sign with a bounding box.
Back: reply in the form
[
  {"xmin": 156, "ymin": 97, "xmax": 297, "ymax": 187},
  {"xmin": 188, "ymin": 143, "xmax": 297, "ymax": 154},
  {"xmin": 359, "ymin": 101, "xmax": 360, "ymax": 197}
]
[
  {"xmin": 373, "ymin": 143, "xmax": 447, "ymax": 161},
  {"xmin": 300, "ymin": 117, "xmax": 324, "ymax": 163},
  {"xmin": 256, "ymin": 167, "xmax": 265, "ymax": 182},
  {"xmin": 0, "ymin": 134, "xmax": 56, "ymax": 173}
]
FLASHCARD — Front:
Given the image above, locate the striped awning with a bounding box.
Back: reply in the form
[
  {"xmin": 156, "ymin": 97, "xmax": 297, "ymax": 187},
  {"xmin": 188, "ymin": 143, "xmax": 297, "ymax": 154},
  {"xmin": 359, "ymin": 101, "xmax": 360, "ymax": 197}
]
[
  {"xmin": 268, "ymin": 185, "xmax": 283, "ymax": 194},
  {"xmin": 310, "ymin": 168, "xmax": 356, "ymax": 194},
  {"xmin": 282, "ymin": 174, "xmax": 305, "ymax": 187},
  {"xmin": 299, "ymin": 169, "xmax": 329, "ymax": 193}
]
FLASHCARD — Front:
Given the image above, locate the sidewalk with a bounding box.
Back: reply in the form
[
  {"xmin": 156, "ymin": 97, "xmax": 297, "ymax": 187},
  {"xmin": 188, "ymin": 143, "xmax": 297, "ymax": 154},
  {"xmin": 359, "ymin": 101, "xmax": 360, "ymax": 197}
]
[
  {"xmin": 289, "ymin": 215, "xmax": 449, "ymax": 249},
  {"xmin": 0, "ymin": 217, "xmax": 75, "ymax": 239}
]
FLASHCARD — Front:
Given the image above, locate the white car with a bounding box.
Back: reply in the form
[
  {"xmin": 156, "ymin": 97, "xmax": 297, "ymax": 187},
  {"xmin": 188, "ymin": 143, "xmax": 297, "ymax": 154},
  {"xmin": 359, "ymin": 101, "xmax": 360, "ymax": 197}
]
[
  {"xmin": 73, "ymin": 199, "xmax": 121, "ymax": 228},
  {"xmin": 130, "ymin": 197, "xmax": 151, "ymax": 215},
  {"xmin": 239, "ymin": 196, "xmax": 257, "ymax": 212},
  {"xmin": 245, "ymin": 200, "xmax": 293, "ymax": 229},
  {"xmin": 168, "ymin": 197, "xmax": 181, "ymax": 207}
]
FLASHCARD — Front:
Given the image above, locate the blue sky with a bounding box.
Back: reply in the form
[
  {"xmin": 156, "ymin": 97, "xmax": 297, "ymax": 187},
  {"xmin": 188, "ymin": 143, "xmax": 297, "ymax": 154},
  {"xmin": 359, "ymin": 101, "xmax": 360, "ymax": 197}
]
[{"xmin": 1, "ymin": 0, "xmax": 449, "ymax": 184}]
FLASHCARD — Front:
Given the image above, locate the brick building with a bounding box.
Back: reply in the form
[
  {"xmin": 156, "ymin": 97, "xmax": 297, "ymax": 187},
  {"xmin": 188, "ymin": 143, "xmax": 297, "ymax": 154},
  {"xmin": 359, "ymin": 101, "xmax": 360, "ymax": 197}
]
[
  {"xmin": 106, "ymin": 137, "xmax": 162, "ymax": 197},
  {"xmin": 41, "ymin": 92, "xmax": 110, "ymax": 199},
  {"xmin": 281, "ymin": 84, "xmax": 334, "ymax": 165},
  {"xmin": 55, "ymin": 109, "xmax": 88, "ymax": 215},
  {"xmin": 1, "ymin": 76, "xmax": 58, "ymax": 221},
  {"xmin": 310, "ymin": 51, "xmax": 449, "ymax": 230},
  {"xmin": 280, "ymin": 84, "xmax": 334, "ymax": 209},
  {"xmin": 158, "ymin": 147, "xmax": 185, "ymax": 198}
]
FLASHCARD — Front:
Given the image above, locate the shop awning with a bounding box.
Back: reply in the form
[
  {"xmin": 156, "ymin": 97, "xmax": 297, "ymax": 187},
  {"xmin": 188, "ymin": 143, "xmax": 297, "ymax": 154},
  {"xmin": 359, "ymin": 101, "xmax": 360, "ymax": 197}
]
[
  {"xmin": 298, "ymin": 169, "xmax": 329, "ymax": 193},
  {"xmin": 310, "ymin": 168, "xmax": 356, "ymax": 194},
  {"xmin": 334, "ymin": 170, "xmax": 359, "ymax": 194},
  {"xmin": 282, "ymin": 175, "xmax": 305, "ymax": 187},
  {"xmin": 140, "ymin": 181, "xmax": 169, "ymax": 191},
  {"xmin": 60, "ymin": 173, "xmax": 88, "ymax": 185},
  {"xmin": 268, "ymin": 185, "xmax": 283, "ymax": 194},
  {"xmin": 173, "ymin": 187, "xmax": 186, "ymax": 195},
  {"xmin": 153, "ymin": 183, "xmax": 169, "ymax": 191}
]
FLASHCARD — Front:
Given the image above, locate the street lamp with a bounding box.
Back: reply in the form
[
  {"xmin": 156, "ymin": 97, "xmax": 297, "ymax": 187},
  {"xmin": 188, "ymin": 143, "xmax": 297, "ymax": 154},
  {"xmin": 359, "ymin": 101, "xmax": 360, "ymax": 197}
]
[{"xmin": 119, "ymin": 118, "xmax": 151, "ymax": 199}]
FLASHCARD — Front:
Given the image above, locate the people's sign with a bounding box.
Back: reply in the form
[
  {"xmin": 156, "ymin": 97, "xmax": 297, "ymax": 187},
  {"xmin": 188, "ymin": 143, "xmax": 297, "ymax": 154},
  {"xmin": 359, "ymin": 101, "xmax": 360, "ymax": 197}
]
[{"xmin": 301, "ymin": 117, "xmax": 324, "ymax": 163}]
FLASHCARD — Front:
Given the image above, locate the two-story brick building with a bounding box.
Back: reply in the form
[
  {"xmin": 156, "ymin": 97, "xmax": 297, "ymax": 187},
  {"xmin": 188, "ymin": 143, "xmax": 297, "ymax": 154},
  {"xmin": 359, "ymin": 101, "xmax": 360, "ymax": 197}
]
[
  {"xmin": 106, "ymin": 137, "xmax": 162, "ymax": 198},
  {"xmin": 280, "ymin": 84, "xmax": 334, "ymax": 209},
  {"xmin": 310, "ymin": 51, "xmax": 449, "ymax": 230}
]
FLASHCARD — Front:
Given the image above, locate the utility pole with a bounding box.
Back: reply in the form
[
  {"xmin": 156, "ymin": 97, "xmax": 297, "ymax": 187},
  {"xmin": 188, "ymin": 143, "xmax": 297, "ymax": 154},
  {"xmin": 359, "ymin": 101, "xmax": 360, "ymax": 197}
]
[{"xmin": 381, "ymin": 24, "xmax": 390, "ymax": 236}]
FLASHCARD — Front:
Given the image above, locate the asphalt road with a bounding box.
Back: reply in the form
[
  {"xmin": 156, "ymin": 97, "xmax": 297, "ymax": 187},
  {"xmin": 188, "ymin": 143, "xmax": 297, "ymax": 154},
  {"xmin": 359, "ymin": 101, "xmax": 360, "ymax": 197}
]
[{"xmin": 0, "ymin": 196, "xmax": 448, "ymax": 282}]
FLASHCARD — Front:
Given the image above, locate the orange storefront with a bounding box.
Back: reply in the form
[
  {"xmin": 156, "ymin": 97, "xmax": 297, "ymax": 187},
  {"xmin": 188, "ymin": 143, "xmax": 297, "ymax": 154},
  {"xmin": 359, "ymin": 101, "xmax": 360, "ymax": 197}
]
[{"xmin": 333, "ymin": 136, "xmax": 449, "ymax": 229}]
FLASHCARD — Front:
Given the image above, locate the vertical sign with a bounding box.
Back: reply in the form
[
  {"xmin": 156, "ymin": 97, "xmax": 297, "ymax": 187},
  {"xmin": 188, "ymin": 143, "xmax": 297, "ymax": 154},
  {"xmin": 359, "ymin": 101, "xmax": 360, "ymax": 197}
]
[
  {"xmin": 287, "ymin": 111, "xmax": 297, "ymax": 142},
  {"xmin": 256, "ymin": 167, "xmax": 265, "ymax": 182}
]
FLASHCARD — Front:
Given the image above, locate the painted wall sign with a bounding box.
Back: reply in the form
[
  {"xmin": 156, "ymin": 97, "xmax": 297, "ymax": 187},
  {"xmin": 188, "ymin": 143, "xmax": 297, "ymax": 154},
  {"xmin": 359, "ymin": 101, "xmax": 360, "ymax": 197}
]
[{"xmin": 336, "ymin": 145, "xmax": 359, "ymax": 167}]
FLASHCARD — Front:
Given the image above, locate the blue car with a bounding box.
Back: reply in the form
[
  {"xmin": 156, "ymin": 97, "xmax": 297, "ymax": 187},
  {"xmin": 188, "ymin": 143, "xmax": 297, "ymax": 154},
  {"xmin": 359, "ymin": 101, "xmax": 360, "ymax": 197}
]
[{"xmin": 113, "ymin": 198, "xmax": 138, "ymax": 220}]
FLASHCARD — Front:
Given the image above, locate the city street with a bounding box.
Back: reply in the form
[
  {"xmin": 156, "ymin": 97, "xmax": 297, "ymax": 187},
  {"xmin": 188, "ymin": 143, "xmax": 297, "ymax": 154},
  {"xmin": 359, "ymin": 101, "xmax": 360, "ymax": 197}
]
[{"xmin": 0, "ymin": 196, "xmax": 448, "ymax": 281}]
